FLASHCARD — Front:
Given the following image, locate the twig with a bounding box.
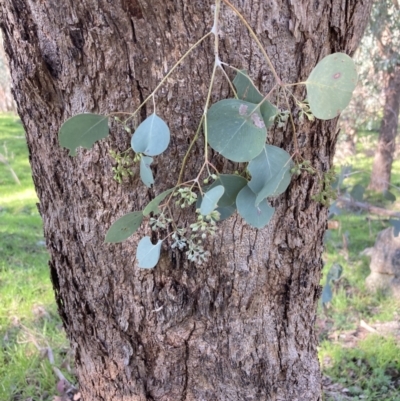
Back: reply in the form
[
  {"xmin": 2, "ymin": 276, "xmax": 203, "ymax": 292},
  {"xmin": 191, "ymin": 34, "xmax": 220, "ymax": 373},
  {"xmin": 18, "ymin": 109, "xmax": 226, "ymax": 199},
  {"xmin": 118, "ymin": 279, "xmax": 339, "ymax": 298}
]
[{"xmin": 337, "ymin": 196, "xmax": 400, "ymax": 218}]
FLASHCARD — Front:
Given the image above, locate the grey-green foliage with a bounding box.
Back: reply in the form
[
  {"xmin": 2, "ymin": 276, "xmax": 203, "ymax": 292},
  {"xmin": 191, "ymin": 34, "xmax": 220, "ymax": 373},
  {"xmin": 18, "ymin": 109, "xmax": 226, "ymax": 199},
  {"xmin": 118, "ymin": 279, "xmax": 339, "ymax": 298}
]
[
  {"xmin": 236, "ymin": 185, "xmax": 275, "ymax": 228},
  {"xmin": 247, "ymin": 145, "xmax": 292, "ymax": 206},
  {"xmin": 136, "ymin": 236, "xmax": 163, "ymax": 268},
  {"xmin": 233, "ymin": 70, "xmax": 278, "ymax": 127},
  {"xmin": 131, "ymin": 113, "xmax": 170, "ymax": 156},
  {"xmin": 105, "ymin": 211, "xmax": 143, "ymax": 243},
  {"xmin": 58, "ymin": 51, "xmax": 358, "ymax": 269},
  {"xmin": 200, "ymin": 185, "xmax": 225, "ymax": 216},
  {"xmin": 59, "ymin": 113, "xmax": 109, "ymax": 156},
  {"xmin": 350, "ymin": 184, "xmax": 365, "ymax": 202},
  {"xmin": 306, "ymin": 53, "xmax": 358, "ymax": 120},
  {"xmin": 321, "ymin": 263, "xmax": 343, "ymax": 305},
  {"xmin": 143, "ymin": 188, "xmax": 175, "ymax": 216},
  {"xmin": 198, "ymin": 174, "xmax": 248, "ymax": 220},
  {"xmin": 140, "ymin": 155, "xmax": 154, "ymax": 188},
  {"xmin": 206, "ymin": 99, "xmax": 267, "ymax": 162}
]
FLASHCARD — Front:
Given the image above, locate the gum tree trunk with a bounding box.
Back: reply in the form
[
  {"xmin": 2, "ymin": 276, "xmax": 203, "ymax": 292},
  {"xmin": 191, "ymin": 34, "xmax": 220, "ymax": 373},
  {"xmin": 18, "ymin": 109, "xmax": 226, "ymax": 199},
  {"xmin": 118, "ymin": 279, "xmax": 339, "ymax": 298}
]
[
  {"xmin": 369, "ymin": 65, "xmax": 400, "ymax": 192},
  {"xmin": 0, "ymin": 1, "xmax": 372, "ymax": 400}
]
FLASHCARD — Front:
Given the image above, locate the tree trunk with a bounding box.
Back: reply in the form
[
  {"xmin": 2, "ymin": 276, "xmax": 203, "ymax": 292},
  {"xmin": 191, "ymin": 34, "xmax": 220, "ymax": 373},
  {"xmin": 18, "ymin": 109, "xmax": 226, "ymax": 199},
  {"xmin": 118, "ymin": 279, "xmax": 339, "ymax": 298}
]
[
  {"xmin": 0, "ymin": 1, "xmax": 372, "ymax": 400},
  {"xmin": 369, "ymin": 65, "xmax": 400, "ymax": 192}
]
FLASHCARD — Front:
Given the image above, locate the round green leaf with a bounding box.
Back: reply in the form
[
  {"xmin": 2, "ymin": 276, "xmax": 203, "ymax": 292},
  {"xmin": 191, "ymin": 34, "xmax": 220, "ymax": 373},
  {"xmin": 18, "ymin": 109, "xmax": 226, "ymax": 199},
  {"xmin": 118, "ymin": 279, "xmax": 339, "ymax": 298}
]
[
  {"xmin": 321, "ymin": 283, "xmax": 332, "ymax": 305},
  {"xmin": 306, "ymin": 53, "xmax": 358, "ymax": 120},
  {"xmin": 143, "ymin": 188, "xmax": 175, "ymax": 216},
  {"xmin": 207, "ymin": 99, "xmax": 267, "ymax": 162},
  {"xmin": 131, "ymin": 113, "xmax": 170, "ymax": 156},
  {"xmin": 208, "ymin": 174, "xmax": 248, "ymax": 207},
  {"xmin": 59, "ymin": 113, "xmax": 109, "ymax": 156},
  {"xmin": 247, "ymin": 145, "xmax": 292, "ymax": 205},
  {"xmin": 350, "ymin": 184, "xmax": 364, "ymax": 202},
  {"xmin": 236, "ymin": 185, "xmax": 274, "ymax": 229},
  {"xmin": 136, "ymin": 236, "xmax": 163, "ymax": 269},
  {"xmin": 216, "ymin": 204, "xmax": 237, "ymax": 221},
  {"xmin": 233, "ymin": 70, "xmax": 278, "ymax": 127},
  {"xmin": 200, "ymin": 185, "xmax": 225, "ymax": 216},
  {"xmin": 140, "ymin": 156, "xmax": 154, "ymax": 187},
  {"xmin": 105, "ymin": 211, "xmax": 143, "ymax": 243}
]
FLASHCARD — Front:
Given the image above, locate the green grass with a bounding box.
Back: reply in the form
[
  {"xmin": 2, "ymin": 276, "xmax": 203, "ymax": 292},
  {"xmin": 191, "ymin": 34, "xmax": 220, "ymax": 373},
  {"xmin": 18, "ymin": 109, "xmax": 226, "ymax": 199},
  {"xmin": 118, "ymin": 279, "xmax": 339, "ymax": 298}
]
[
  {"xmin": 320, "ymin": 129, "xmax": 400, "ymax": 399},
  {"xmin": 0, "ymin": 113, "xmax": 70, "ymax": 401}
]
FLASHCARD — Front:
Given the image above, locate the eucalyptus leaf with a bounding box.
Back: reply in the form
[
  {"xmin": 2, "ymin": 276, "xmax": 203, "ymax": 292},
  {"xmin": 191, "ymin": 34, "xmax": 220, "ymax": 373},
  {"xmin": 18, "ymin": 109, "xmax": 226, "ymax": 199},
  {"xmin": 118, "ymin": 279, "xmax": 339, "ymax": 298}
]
[
  {"xmin": 200, "ymin": 185, "xmax": 225, "ymax": 216},
  {"xmin": 105, "ymin": 211, "xmax": 143, "ymax": 243},
  {"xmin": 383, "ymin": 190, "xmax": 396, "ymax": 203},
  {"xmin": 143, "ymin": 188, "xmax": 175, "ymax": 216},
  {"xmin": 131, "ymin": 113, "xmax": 170, "ymax": 156},
  {"xmin": 140, "ymin": 156, "xmax": 154, "ymax": 187},
  {"xmin": 350, "ymin": 184, "xmax": 364, "ymax": 202},
  {"xmin": 207, "ymin": 174, "xmax": 248, "ymax": 207},
  {"xmin": 233, "ymin": 70, "xmax": 278, "ymax": 127},
  {"xmin": 196, "ymin": 197, "xmax": 238, "ymax": 222},
  {"xmin": 247, "ymin": 145, "xmax": 292, "ymax": 205},
  {"xmin": 306, "ymin": 53, "xmax": 358, "ymax": 120},
  {"xmin": 207, "ymin": 99, "xmax": 267, "ymax": 162},
  {"xmin": 136, "ymin": 236, "xmax": 163, "ymax": 269},
  {"xmin": 236, "ymin": 185, "xmax": 274, "ymax": 228},
  {"xmin": 59, "ymin": 113, "xmax": 109, "ymax": 156},
  {"xmin": 327, "ymin": 263, "xmax": 343, "ymax": 283},
  {"xmin": 216, "ymin": 204, "xmax": 237, "ymax": 221},
  {"xmin": 321, "ymin": 283, "xmax": 332, "ymax": 305},
  {"xmin": 390, "ymin": 218, "xmax": 400, "ymax": 237}
]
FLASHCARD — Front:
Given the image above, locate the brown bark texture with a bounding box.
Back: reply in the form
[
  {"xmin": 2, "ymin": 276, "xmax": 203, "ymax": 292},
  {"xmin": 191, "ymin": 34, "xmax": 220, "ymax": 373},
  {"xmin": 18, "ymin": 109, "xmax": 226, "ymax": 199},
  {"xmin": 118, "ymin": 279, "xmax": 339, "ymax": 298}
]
[
  {"xmin": 0, "ymin": 1, "xmax": 372, "ymax": 400},
  {"xmin": 369, "ymin": 65, "xmax": 400, "ymax": 192}
]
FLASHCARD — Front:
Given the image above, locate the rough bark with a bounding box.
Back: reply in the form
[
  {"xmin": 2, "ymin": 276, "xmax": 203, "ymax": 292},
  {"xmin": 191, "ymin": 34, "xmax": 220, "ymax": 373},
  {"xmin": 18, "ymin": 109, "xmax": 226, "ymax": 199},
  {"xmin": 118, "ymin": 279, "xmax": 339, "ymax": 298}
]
[
  {"xmin": 0, "ymin": 1, "xmax": 372, "ymax": 400},
  {"xmin": 369, "ymin": 65, "xmax": 400, "ymax": 192}
]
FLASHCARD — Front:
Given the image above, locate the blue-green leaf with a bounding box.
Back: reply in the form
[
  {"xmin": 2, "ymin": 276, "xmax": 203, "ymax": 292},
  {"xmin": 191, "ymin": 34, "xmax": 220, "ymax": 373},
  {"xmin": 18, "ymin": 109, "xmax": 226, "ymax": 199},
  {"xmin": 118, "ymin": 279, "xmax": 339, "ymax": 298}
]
[
  {"xmin": 383, "ymin": 190, "xmax": 396, "ymax": 203},
  {"xmin": 350, "ymin": 184, "xmax": 364, "ymax": 202},
  {"xmin": 200, "ymin": 185, "xmax": 225, "ymax": 216},
  {"xmin": 59, "ymin": 113, "xmax": 109, "ymax": 156},
  {"xmin": 207, "ymin": 174, "xmax": 248, "ymax": 207},
  {"xmin": 247, "ymin": 145, "xmax": 292, "ymax": 205},
  {"xmin": 306, "ymin": 53, "xmax": 358, "ymax": 120},
  {"xmin": 207, "ymin": 99, "xmax": 267, "ymax": 162},
  {"xmin": 131, "ymin": 113, "xmax": 170, "ymax": 156},
  {"xmin": 105, "ymin": 211, "xmax": 143, "ymax": 243},
  {"xmin": 390, "ymin": 218, "xmax": 400, "ymax": 237},
  {"xmin": 321, "ymin": 283, "xmax": 332, "ymax": 305},
  {"xmin": 140, "ymin": 156, "xmax": 154, "ymax": 187},
  {"xmin": 236, "ymin": 185, "xmax": 274, "ymax": 228},
  {"xmin": 143, "ymin": 188, "xmax": 175, "ymax": 216},
  {"xmin": 136, "ymin": 236, "xmax": 163, "ymax": 269},
  {"xmin": 233, "ymin": 70, "xmax": 278, "ymax": 127}
]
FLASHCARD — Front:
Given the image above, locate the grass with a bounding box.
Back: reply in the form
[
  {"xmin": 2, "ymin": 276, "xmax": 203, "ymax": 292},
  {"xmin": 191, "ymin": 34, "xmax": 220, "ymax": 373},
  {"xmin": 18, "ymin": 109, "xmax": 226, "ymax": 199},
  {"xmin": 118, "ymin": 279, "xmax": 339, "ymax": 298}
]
[
  {"xmin": 320, "ymin": 128, "xmax": 400, "ymax": 400},
  {"xmin": 0, "ymin": 114, "xmax": 70, "ymax": 401},
  {"xmin": 1, "ymin": 114, "xmax": 399, "ymax": 400}
]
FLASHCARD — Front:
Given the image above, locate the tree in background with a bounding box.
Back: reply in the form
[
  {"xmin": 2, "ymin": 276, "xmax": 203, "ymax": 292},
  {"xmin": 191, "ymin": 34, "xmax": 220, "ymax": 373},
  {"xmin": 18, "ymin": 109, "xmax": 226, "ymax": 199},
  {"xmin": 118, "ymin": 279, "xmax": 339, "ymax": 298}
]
[
  {"xmin": 0, "ymin": 33, "xmax": 15, "ymax": 112},
  {"xmin": 0, "ymin": 1, "xmax": 371, "ymax": 400},
  {"xmin": 368, "ymin": 1, "xmax": 400, "ymax": 191}
]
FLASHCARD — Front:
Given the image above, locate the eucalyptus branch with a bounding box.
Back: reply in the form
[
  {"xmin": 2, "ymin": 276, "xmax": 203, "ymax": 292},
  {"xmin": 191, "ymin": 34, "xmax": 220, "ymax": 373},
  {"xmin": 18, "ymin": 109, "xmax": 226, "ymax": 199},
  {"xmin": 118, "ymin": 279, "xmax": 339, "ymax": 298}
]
[
  {"xmin": 221, "ymin": 0, "xmax": 282, "ymax": 85},
  {"xmin": 125, "ymin": 31, "xmax": 213, "ymax": 123}
]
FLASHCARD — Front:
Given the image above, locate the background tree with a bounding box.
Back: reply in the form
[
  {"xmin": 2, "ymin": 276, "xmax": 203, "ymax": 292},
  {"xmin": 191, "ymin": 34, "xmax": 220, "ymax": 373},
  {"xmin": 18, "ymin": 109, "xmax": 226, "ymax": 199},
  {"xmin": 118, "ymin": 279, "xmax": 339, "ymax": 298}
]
[
  {"xmin": 0, "ymin": 1, "xmax": 372, "ymax": 400},
  {"xmin": 367, "ymin": 0, "xmax": 400, "ymax": 191},
  {"xmin": 0, "ymin": 33, "xmax": 15, "ymax": 112}
]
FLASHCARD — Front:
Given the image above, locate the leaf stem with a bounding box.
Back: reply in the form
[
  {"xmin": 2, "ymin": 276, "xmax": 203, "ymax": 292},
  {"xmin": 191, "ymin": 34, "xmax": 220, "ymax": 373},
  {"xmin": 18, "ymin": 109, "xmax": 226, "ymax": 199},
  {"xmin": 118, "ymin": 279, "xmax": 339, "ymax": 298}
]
[
  {"xmin": 221, "ymin": 0, "xmax": 282, "ymax": 85},
  {"xmin": 177, "ymin": 115, "xmax": 204, "ymax": 184},
  {"xmin": 125, "ymin": 31, "xmax": 213, "ymax": 122},
  {"xmin": 283, "ymin": 88, "xmax": 300, "ymax": 157}
]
